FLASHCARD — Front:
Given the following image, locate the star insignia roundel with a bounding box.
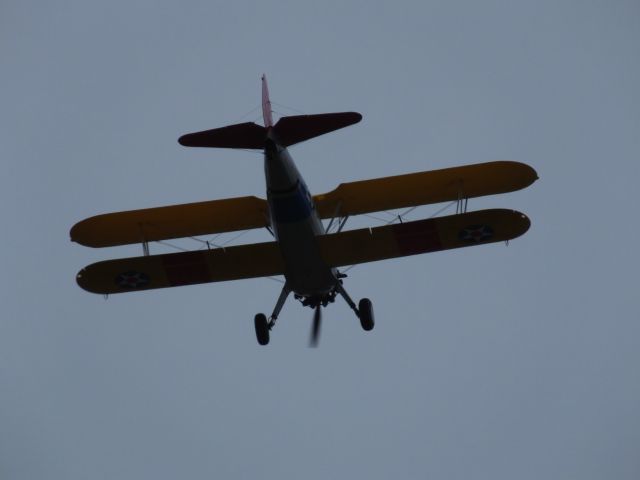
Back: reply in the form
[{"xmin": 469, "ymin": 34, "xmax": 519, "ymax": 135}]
[
  {"xmin": 115, "ymin": 271, "xmax": 150, "ymax": 289},
  {"xmin": 459, "ymin": 224, "xmax": 494, "ymax": 243}
]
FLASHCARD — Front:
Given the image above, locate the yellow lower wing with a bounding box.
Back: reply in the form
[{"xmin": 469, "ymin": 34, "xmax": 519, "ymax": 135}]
[
  {"xmin": 77, "ymin": 241, "xmax": 284, "ymax": 294},
  {"xmin": 71, "ymin": 196, "xmax": 269, "ymax": 248},
  {"xmin": 314, "ymin": 161, "xmax": 537, "ymax": 218},
  {"xmin": 318, "ymin": 209, "xmax": 530, "ymax": 267},
  {"xmin": 77, "ymin": 209, "xmax": 529, "ymax": 295}
]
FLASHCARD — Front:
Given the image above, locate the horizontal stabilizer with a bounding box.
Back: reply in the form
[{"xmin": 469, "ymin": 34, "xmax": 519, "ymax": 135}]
[
  {"xmin": 178, "ymin": 122, "xmax": 266, "ymax": 149},
  {"xmin": 76, "ymin": 241, "xmax": 285, "ymax": 294},
  {"xmin": 319, "ymin": 209, "xmax": 530, "ymax": 267},
  {"xmin": 178, "ymin": 113, "xmax": 361, "ymax": 149},
  {"xmin": 273, "ymin": 112, "xmax": 362, "ymax": 146}
]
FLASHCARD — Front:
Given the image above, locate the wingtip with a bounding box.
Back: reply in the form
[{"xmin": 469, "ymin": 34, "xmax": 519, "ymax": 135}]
[{"xmin": 352, "ymin": 112, "xmax": 363, "ymax": 123}]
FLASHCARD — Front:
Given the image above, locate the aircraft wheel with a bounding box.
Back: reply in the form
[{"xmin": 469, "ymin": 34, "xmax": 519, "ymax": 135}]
[
  {"xmin": 358, "ymin": 298, "xmax": 374, "ymax": 331},
  {"xmin": 254, "ymin": 313, "xmax": 270, "ymax": 345}
]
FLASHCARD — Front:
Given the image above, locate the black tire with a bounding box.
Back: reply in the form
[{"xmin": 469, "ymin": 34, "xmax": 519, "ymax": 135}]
[
  {"xmin": 358, "ymin": 298, "xmax": 374, "ymax": 331},
  {"xmin": 254, "ymin": 313, "xmax": 270, "ymax": 345}
]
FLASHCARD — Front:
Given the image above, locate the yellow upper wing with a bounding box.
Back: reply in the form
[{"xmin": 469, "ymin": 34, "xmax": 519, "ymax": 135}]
[
  {"xmin": 71, "ymin": 196, "xmax": 269, "ymax": 248},
  {"xmin": 71, "ymin": 161, "xmax": 536, "ymax": 248},
  {"xmin": 314, "ymin": 161, "xmax": 537, "ymax": 218}
]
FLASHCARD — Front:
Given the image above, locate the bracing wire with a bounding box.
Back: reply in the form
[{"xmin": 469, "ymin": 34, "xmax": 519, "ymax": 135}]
[
  {"xmin": 231, "ymin": 104, "xmax": 261, "ymax": 124},
  {"xmin": 155, "ymin": 240, "xmax": 192, "ymax": 252},
  {"xmin": 271, "ymin": 101, "xmax": 307, "ymax": 115},
  {"xmin": 381, "ymin": 210, "xmax": 400, "ymax": 219},
  {"xmin": 265, "ymin": 276, "xmax": 285, "ymax": 284},
  {"xmin": 340, "ymin": 200, "xmax": 458, "ymax": 274},
  {"xmin": 363, "ymin": 213, "xmax": 392, "ymax": 223},
  {"xmin": 235, "ymin": 149, "xmax": 263, "ymax": 155},
  {"xmin": 155, "ymin": 226, "xmax": 257, "ymax": 254},
  {"xmin": 221, "ymin": 229, "xmax": 251, "ymax": 246}
]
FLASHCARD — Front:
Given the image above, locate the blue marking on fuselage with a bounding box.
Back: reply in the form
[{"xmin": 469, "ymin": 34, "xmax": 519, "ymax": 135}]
[{"xmin": 271, "ymin": 182, "xmax": 313, "ymax": 223}]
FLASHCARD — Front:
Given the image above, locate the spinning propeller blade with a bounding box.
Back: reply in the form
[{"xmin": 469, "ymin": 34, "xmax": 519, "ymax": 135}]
[{"xmin": 310, "ymin": 305, "xmax": 322, "ymax": 347}]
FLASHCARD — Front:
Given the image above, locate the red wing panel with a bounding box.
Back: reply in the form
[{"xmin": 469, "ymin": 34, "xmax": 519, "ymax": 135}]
[
  {"xmin": 162, "ymin": 251, "xmax": 211, "ymax": 286},
  {"xmin": 392, "ymin": 220, "xmax": 442, "ymax": 255},
  {"xmin": 77, "ymin": 241, "xmax": 285, "ymax": 294}
]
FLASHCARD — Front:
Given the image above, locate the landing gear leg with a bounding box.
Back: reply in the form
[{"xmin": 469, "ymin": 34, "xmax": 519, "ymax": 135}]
[
  {"xmin": 254, "ymin": 284, "xmax": 291, "ymax": 346},
  {"xmin": 269, "ymin": 284, "xmax": 291, "ymax": 328},
  {"xmin": 336, "ymin": 282, "xmax": 358, "ymax": 315},
  {"xmin": 335, "ymin": 283, "xmax": 375, "ymax": 332}
]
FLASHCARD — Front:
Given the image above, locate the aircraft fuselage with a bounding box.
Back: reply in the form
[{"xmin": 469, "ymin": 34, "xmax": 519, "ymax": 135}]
[{"xmin": 264, "ymin": 136, "xmax": 337, "ymax": 299}]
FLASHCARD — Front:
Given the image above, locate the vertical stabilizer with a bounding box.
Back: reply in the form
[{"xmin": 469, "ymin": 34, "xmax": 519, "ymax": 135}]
[{"xmin": 261, "ymin": 74, "xmax": 274, "ymax": 128}]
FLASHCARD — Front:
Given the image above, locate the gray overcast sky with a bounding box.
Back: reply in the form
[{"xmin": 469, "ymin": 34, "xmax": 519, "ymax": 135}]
[{"xmin": 2, "ymin": 1, "xmax": 639, "ymax": 479}]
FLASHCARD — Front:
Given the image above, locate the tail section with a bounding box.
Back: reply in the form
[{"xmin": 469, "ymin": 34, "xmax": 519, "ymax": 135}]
[{"xmin": 178, "ymin": 76, "xmax": 362, "ymax": 149}]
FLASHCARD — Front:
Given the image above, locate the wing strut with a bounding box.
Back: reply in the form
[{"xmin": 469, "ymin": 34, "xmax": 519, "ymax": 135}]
[{"xmin": 324, "ymin": 201, "xmax": 343, "ymax": 234}]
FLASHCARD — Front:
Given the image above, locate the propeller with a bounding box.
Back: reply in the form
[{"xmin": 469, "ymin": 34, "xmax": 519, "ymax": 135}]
[{"xmin": 309, "ymin": 305, "xmax": 322, "ymax": 347}]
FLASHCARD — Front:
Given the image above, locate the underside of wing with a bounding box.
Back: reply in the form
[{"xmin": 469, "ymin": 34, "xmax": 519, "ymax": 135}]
[
  {"xmin": 77, "ymin": 241, "xmax": 284, "ymax": 294},
  {"xmin": 318, "ymin": 209, "xmax": 530, "ymax": 267},
  {"xmin": 70, "ymin": 196, "xmax": 269, "ymax": 248},
  {"xmin": 313, "ymin": 161, "xmax": 537, "ymax": 219}
]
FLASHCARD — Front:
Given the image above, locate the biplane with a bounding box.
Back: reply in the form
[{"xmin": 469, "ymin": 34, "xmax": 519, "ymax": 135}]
[{"xmin": 71, "ymin": 76, "xmax": 537, "ymax": 346}]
